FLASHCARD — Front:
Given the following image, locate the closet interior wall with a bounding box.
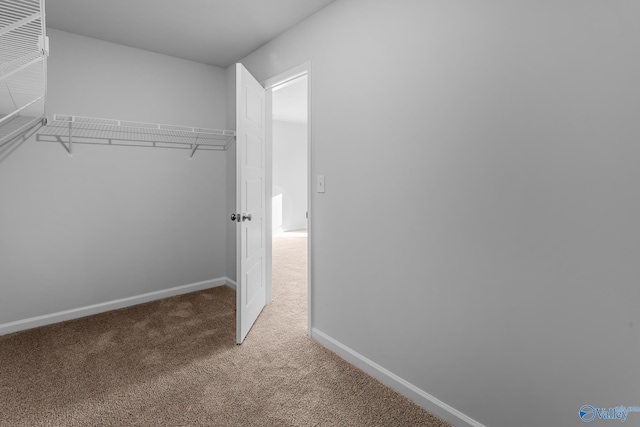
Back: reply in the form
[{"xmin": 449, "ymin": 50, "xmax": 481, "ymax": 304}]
[{"xmin": 0, "ymin": 29, "xmax": 230, "ymax": 327}]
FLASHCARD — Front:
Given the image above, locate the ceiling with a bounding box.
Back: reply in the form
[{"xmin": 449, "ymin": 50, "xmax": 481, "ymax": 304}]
[{"xmin": 45, "ymin": 0, "xmax": 336, "ymax": 68}]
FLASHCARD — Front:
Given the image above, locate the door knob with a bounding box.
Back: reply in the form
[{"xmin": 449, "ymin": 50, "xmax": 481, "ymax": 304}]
[
  {"xmin": 231, "ymin": 213, "xmax": 239, "ymax": 222},
  {"xmin": 242, "ymin": 213, "xmax": 252, "ymax": 222}
]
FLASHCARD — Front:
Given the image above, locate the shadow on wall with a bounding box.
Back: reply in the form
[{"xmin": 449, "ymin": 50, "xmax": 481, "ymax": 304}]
[{"xmin": 0, "ymin": 118, "xmax": 43, "ymax": 164}]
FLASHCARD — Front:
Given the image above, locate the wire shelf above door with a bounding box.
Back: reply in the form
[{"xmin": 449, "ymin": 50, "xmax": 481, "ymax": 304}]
[{"xmin": 39, "ymin": 114, "xmax": 237, "ymax": 157}]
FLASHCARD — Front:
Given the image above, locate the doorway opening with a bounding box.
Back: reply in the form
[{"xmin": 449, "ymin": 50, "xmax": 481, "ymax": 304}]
[
  {"xmin": 272, "ymin": 75, "xmax": 308, "ymax": 234},
  {"xmin": 264, "ymin": 64, "xmax": 311, "ymax": 335}
]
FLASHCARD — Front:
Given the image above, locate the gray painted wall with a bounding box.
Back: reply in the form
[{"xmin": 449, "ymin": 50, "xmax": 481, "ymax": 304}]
[
  {"xmin": 0, "ymin": 29, "xmax": 229, "ymax": 324},
  {"xmin": 272, "ymin": 120, "xmax": 307, "ymax": 232},
  {"xmin": 238, "ymin": 1, "xmax": 640, "ymax": 427}
]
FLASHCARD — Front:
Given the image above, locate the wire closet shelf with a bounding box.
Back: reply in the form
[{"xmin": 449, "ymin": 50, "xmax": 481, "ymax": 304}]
[
  {"xmin": 0, "ymin": 0, "xmax": 48, "ymax": 146},
  {"xmin": 40, "ymin": 114, "xmax": 236, "ymax": 157}
]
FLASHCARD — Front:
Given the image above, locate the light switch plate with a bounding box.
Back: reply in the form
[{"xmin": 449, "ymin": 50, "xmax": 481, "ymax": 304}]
[{"xmin": 317, "ymin": 175, "xmax": 325, "ymax": 193}]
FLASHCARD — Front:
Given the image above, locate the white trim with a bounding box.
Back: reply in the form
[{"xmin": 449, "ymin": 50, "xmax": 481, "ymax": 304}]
[
  {"xmin": 262, "ymin": 61, "xmax": 311, "ymax": 90},
  {"xmin": 225, "ymin": 278, "xmax": 237, "ymax": 290},
  {"xmin": 311, "ymin": 328, "xmax": 487, "ymax": 427},
  {"xmin": 261, "ymin": 61, "xmax": 313, "ymax": 336},
  {"xmin": 265, "ymin": 85, "xmax": 274, "ymax": 305},
  {"xmin": 0, "ymin": 277, "xmax": 233, "ymax": 336},
  {"xmin": 306, "ymin": 64, "xmax": 312, "ymax": 336}
]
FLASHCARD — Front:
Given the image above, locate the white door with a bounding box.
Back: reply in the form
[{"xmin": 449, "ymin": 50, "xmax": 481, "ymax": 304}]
[{"xmin": 236, "ymin": 64, "xmax": 266, "ymax": 344}]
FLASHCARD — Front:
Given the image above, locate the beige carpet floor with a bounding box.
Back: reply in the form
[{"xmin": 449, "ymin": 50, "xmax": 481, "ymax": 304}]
[{"xmin": 0, "ymin": 231, "xmax": 451, "ymax": 427}]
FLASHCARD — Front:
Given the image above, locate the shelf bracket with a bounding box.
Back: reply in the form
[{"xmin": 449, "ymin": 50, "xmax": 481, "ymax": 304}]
[
  {"xmin": 224, "ymin": 136, "xmax": 236, "ymax": 150},
  {"xmin": 189, "ymin": 144, "xmax": 199, "ymax": 159},
  {"xmin": 0, "ymin": 11, "xmax": 42, "ymax": 38},
  {"xmin": 55, "ymin": 136, "xmax": 71, "ymax": 156},
  {"xmin": 189, "ymin": 131, "xmax": 201, "ymax": 159},
  {"xmin": 67, "ymin": 120, "xmax": 73, "ymax": 157},
  {"xmin": 52, "ymin": 119, "xmax": 72, "ymax": 157},
  {"xmin": 0, "ymin": 96, "xmax": 44, "ymax": 127}
]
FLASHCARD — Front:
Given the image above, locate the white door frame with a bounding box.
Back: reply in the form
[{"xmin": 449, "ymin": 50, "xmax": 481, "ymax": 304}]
[{"xmin": 262, "ymin": 61, "xmax": 312, "ymax": 335}]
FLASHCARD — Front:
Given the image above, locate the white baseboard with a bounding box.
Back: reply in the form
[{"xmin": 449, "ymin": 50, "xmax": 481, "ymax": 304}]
[
  {"xmin": 0, "ymin": 277, "xmax": 235, "ymax": 336},
  {"xmin": 282, "ymin": 225, "xmax": 308, "ymax": 233},
  {"xmin": 311, "ymin": 328, "xmax": 486, "ymax": 427},
  {"xmin": 225, "ymin": 278, "xmax": 237, "ymax": 290}
]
